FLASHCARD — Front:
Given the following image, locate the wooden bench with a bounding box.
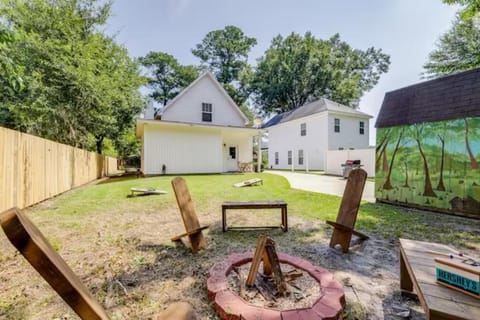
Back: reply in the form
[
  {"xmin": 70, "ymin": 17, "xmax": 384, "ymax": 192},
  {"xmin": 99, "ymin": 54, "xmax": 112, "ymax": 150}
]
[
  {"xmin": 399, "ymin": 238, "xmax": 480, "ymax": 320},
  {"xmin": 221, "ymin": 200, "xmax": 287, "ymax": 232}
]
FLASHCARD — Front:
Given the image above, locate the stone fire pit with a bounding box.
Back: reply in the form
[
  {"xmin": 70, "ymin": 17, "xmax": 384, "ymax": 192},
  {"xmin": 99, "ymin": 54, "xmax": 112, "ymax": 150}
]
[{"xmin": 207, "ymin": 252, "xmax": 345, "ymax": 320}]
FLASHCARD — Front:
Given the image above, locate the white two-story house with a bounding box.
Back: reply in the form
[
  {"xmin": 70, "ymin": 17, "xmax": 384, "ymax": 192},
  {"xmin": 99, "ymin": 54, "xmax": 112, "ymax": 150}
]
[
  {"xmin": 264, "ymin": 98, "xmax": 372, "ymax": 170},
  {"xmin": 136, "ymin": 71, "xmax": 258, "ymax": 175}
]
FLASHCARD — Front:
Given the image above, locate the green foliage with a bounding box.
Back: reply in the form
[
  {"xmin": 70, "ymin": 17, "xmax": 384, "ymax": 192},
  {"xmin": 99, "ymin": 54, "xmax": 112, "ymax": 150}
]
[
  {"xmin": 443, "ymin": 0, "xmax": 480, "ymax": 20},
  {"xmin": 0, "ymin": 0, "xmax": 144, "ymax": 155},
  {"xmin": 139, "ymin": 51, "xmax": 199, "ymax": 106},
  {"xmin": 0, "ymin": 26, "xmax": 23, "ymax": 99},
  {"xmin": 249, "ymin": 32, "xmax": 390, "ymax": 115},
  {"xmin": 423, "ymin": 14, "xmax": 480, "ymax": 78},
  {"xmin": 192, "ymin": 25, "xmax": 257, "ymax": 85}
]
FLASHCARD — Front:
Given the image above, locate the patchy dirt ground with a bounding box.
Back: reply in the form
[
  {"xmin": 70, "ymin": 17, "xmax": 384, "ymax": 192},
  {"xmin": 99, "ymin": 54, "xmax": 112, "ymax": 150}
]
[{"xmin": 0, "ymin": 187, "xmax": 478, "ymax": 320}]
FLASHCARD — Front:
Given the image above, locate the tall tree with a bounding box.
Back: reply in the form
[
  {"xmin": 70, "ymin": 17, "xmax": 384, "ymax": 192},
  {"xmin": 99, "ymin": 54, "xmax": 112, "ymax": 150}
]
[
  {"xmin": 376, "ymin": 128, "xmax": 391, "ymax": 172},
  {"xmin": 465, "ymin": 117, "xmax": 479, "ymax": 169},
  {"xmin": 423, "ymin": 14, "xmax": 480, "ymax": 78},
  {"xmin": 0, "ymin": 0, "xmax": 144, "ymax": 154},
  {"xmin": 382, "ymin": 128, "xmax": 405, "ymax": 190},
  {"xmin": 139, "ymin": 51, "xmax": 199, "ymax": 106},
  {"xmin": 413, "ymin": 123, "xmax": 437, "ymax": 197},
  {"xmin": 443, "ymin": 0, "xmax": 480, "ymax": 20},
  {"xmin": 192, "ymin": 25, "xmax": 257, "ymax": 85},
  {"xmin": 250, "ymin": 32, "xmax": 390, "ymax": 115}
]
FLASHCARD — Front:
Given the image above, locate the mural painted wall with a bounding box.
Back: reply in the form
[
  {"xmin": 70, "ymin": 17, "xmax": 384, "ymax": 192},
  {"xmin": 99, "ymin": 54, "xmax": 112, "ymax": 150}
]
[{"xmin": 375, "ymin": 117, "xmax": 480, "ymax": 218}]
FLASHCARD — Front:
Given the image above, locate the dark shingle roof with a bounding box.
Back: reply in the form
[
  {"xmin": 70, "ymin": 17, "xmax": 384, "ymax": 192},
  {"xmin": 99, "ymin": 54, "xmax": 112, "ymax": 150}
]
[
  {"xmin": 262, "ymin": 98, "xmax": 371, "ymax": 128},
  {"xmin": 376, "ymin": 68, "xmax": 480, "ymax": 128}
]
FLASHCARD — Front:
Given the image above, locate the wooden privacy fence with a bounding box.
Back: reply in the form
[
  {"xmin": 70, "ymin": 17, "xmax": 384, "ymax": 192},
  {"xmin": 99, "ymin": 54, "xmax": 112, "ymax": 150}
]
[{"xmin": 0, "ymin": 127, "xmax": 119, "ymax": 212}]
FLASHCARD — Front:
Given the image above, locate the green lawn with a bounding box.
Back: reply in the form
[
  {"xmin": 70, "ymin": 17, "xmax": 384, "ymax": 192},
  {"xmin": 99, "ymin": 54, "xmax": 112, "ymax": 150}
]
[
  {"xmin": 1, "ymin": 172, "xmax": 479, "ymax": 319},
  {"xmin": 37, "ymin": 172, "xmax": 480, "ymax": 249}
]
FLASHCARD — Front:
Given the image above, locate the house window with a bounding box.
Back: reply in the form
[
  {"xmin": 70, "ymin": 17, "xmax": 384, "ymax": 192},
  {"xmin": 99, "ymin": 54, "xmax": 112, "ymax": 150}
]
[
  {"xmin": 298, "ymin": 150, "xmax": 304, "ymax": 165},
  {"xmin": 229, "ymin": 147, "xmax": 236, "ymax": 159},
  {"xmin": 287, "ymin": 150, "xmax": 292, "ymax": 165},
  {"xmin": 275, "ymin": 152, "xmax": 279, "ymax": 165},
  {"xmin": 300, "ymin": 123, "xmax": 306, "ymax": 136},
  {"xmin": 334, "ymin": 118, "xmax": 340, "ymax": 132},
  {"xmin": 359, "ymin": 121, "xmax": 365, "ymax": 135},
  {"xmin": 202, "ymin": 103, "xmax": 212, "ymax": 122}
]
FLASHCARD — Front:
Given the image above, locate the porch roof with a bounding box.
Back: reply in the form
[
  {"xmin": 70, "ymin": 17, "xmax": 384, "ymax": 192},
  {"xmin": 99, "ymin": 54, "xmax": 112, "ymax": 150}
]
[{"xmin": 136, "ymin": 119, "xmax": 259, "ymax": 138}]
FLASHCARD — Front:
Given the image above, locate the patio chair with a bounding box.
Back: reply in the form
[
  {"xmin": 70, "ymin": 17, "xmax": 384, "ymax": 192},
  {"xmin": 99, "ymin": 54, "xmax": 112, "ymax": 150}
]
[
  {"xmin": 0, "ymin": 207, "xmax": 196, "ymax": 320},
  {"xmin": 326, "ymin": 168, "xmax": 369, "ymax": 253},
  {"xmin": 171, "ymin": 177, "xmax": 209, "ymax": 254}
]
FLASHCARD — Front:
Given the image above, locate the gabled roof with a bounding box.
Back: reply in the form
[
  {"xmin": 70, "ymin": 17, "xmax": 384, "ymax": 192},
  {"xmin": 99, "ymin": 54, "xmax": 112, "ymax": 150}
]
[
  {"xmin": 262, "ymin": 97, "xmax": 372, "ymax": 128},
  {"xmin": 160, "ymin": 71, "xmax": 248, "ymax": 123},
  {"xmin": 376, "ymin": 68, "xmax": 480, "ymax": 128}
]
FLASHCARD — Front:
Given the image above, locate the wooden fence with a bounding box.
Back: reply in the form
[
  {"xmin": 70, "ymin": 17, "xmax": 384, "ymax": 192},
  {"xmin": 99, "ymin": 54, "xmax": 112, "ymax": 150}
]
[{"xmin": 0, "ymin": 127, "xmax": 119, "ymax": 212}]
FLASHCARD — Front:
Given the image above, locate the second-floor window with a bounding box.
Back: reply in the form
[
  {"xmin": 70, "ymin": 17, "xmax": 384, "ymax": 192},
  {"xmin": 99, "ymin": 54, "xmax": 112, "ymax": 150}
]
[
  {"xmin": 359, "ymin": 121, "xmax": 365, "ymax": 135},
  {"xmin": 298, "ymin": 149, "xmax": 304, "ymax": 165},
  {"xmin": 334, "ymin": 118, "xmax": 340, "ymax": 132},
  {"xmin": 287, "ymin": 150, "xmax": 292, "ymax": 165},
  {"xmin": 275, "ymin": 152, "xmax": 279, "ymax": 165},
  {"xmin": 300, "ymin": 123, "xmax": 306, "ymax": 136},
  {"xmin": 202, "ymin": 103, "xmax": 212, "ymax": 122}
]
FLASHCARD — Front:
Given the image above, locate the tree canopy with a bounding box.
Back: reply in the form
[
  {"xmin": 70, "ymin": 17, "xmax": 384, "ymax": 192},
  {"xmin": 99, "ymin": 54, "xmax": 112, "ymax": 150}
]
[
  {"xmin": 0, "ymin": 0, "xmax": 145, "ymax": 155},
  {"xmin": 139, "ymin": 51, "xmax": 199, "ymax": 106},
  {"xmin": 249, "ymin": 32, "xmax": 390, "ymax": 115},
  {"xmin": 443, "ymin": 0, "xmax": 480, "ymax": 20},
  {"xmin": 423, "ymin": 14, "xmax": 480, "ymax": 78},
  {"xmin": 192, "ymin": 25, "xmax": 257, "ymax": 85}
]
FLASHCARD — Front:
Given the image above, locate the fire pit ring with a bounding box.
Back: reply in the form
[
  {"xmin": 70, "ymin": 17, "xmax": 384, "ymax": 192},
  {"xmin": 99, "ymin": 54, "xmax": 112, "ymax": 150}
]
[{"xmin": 207, "ymin": 252, "xmax": 345, "ymax": 320}]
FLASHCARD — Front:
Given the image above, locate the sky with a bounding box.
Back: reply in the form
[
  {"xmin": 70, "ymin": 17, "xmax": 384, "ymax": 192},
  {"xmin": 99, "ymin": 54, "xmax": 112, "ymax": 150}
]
[{"xmin": 105, "ymin": 0, "xmax": 459, "ymax": 145}]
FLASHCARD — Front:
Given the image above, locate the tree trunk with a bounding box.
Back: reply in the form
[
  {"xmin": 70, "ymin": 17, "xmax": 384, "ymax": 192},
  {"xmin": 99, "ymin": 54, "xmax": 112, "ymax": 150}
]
[
  {"xmin": 383, "ymin": 130, "xmax": 403, "ymax": 190},
  {"xmin": 465, "ymin": 118, "xmax": 479, "ymax": 169},
  {"xmin": 96, "ymin": 136, "xmax": 104, "ymax": 154},
  {"xmin": 415, "ymin": 136, "xmax": 437, "ymax": 197},
  {"xmin": 436, "ymin": 135, "xmax": 446, "ymax": 191},
  {"xmin": 382, "ymin": 148, "xmax": 389, "ymax": 172},
  {"xmin": 376, "ymin": 139, "xmax": 388, "ymax": 172},
  {"xmin": 403, "ymin": 161, "xmax": 409, "ymax": 188}
]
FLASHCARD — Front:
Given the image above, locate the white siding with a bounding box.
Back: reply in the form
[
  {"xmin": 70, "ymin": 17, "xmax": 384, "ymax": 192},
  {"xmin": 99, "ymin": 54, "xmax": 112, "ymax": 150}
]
[
  {"xmin": 267, "ymin": 113, "xmax": 329, "ymax": 170},
  {"xmin": 162, "ymin": 76, "xmax": 245, "ymax": 126},
  {"xmin": 325, "ymin": 148, "xmax": 375, "ymax": 177},
  {"xmin": 328, "ymin": 114, "xmax": 370, "ymax": 150},
  {"xmin": 143, "ymin": 125, "xmax": 222, "ymax": 174}
]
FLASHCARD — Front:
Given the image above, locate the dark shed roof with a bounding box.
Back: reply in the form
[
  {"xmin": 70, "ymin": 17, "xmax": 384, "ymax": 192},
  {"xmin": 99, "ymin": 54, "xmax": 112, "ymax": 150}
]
[
  {"xmin": 263, "ymin": 97, "xmax": 371, "ymax": 128},
  {"xmin": 375, "ymin": 68, "xmax": 480, "ymax": 128}
]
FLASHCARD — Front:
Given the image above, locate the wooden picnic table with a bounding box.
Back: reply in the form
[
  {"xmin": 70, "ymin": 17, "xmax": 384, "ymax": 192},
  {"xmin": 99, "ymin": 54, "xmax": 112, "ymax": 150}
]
[
  {"xmin": 399, "ymin": 238, "xmax": 480, "ymax": 320},
  {"xmin": 221, "ymin": 200, "xmax": 287, "ymax": 232}
]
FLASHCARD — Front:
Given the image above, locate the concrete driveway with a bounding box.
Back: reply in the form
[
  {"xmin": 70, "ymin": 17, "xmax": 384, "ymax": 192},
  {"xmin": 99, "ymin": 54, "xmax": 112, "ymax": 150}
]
[{"xmin": 264, "ymin": 170, "xmax": 376, "ymax": 203}]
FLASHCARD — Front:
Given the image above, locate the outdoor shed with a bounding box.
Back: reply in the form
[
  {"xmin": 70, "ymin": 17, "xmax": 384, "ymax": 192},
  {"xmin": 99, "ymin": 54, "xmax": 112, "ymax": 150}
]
[{"xmin": 375, "ymin": 68, "xmax": 480, "ymax": 218}]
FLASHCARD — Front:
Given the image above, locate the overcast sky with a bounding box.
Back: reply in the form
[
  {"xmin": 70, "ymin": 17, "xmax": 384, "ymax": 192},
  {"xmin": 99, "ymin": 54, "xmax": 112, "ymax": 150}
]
[{"xmin": 105, "ymin": 0, "xmax": 459, "ymax": 144}]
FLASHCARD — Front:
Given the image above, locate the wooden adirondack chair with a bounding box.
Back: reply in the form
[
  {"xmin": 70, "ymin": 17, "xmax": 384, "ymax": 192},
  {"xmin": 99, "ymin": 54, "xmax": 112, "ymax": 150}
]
[
  {"xmin": 171, "ymin": 177, "xmax": 209, "ymax": 254},
  {"xmin": 0, "ymin": 207, "xmax": 196, "ymax": 320},
  {"xmin": 326, "ymin": 168, "xmax": 369, "ymax": 253}
]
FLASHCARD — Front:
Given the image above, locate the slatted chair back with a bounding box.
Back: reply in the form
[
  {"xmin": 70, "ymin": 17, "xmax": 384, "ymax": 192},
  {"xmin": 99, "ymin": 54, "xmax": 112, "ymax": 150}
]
[
  {"xmin": 327, "ymin": 168, "xmax": 369, "ymax": 252},
  {"xmin": 0, "ymin": 207, "xmax": 198, "ymax": 320},
  {"xmin": 171, "ymin": 177, "xmax": 207, "ymax": 253},
  {"xmin": 0, "ymin": 207, "xmax": 110, "ymax": 320}
]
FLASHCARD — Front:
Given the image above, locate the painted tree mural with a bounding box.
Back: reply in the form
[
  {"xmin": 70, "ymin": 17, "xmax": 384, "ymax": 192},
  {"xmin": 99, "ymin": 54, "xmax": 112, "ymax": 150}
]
[
  {"xmin": 375, "ymin": 116, "xmax": 480, "ymax": 218},
  {"xmin": 465, "ymin": 117, "xmax": 479, "ymax": 169}
]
